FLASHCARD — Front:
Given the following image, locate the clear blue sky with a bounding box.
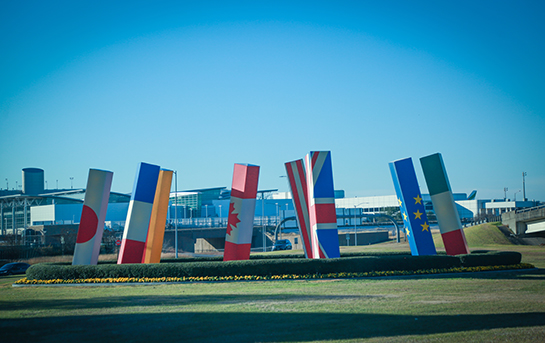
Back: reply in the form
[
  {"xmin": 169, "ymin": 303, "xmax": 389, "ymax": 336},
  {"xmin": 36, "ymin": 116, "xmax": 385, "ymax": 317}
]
[{"xmin": 1, "ymin": 1, "xmax": 544, "ymax": 201}]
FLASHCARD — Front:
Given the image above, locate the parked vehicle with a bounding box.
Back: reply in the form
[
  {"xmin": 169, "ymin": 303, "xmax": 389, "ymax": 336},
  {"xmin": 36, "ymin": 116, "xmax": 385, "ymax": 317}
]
[
  {"xmin": 0, "ymin": 262, "xmax": 31, "ymax": 276},
  {"xmin": 272, "ymin": 239, "xmax": 292, "ymax": 251}
]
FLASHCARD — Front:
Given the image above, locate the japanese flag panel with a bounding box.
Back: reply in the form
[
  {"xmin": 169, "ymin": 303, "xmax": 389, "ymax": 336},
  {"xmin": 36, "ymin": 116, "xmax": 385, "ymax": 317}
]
[{"xmin": 73, "ymin": 169, "xmax": 113, "ymax": 265}]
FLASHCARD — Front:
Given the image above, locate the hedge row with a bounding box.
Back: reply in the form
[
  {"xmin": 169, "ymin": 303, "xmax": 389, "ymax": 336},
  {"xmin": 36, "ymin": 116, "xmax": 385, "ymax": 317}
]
[{"xmin": 25, "ymin": 251, "xmax": 521, "ymax": 281}]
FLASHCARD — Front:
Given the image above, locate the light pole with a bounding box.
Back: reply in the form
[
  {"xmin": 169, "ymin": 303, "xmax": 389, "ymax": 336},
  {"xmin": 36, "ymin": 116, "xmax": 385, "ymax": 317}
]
[
  {"xmin": 504, "ymin": 187, "xmax": 508, "ymax": 200},
  {"xmin": 354, "ymin": 202, "xmax": 367, "ymax": 246},
  {"xmin": 514, "ymin": 190, "xmax": 521, "ymax": 202},
  {"xmin": 219, "ymin": 204, "xmax": 222, "ymax": 227},
  {"xmin": 174, "ymin": 171, "xmax": 178, "ymax": 259},
  {"xmin": 522, "ymin": 172, "xmax": 527, "ymax": 201},
  {"xmin": 70, "ymin": 177, "xmax": 74, "ymax": 189}
]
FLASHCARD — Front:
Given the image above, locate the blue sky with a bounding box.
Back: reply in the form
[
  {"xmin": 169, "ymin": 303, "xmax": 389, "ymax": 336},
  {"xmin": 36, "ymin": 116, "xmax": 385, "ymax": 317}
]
[{"xmin": 1, "ymin": 1, "xmax": 544, "ymax": 201}]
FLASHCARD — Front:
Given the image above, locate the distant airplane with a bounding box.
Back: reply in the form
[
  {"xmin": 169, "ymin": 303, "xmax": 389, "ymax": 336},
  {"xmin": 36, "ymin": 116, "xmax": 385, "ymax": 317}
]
[{"xmin": 467, "ymin": 190, "xmax": 477, "ymax": 200}]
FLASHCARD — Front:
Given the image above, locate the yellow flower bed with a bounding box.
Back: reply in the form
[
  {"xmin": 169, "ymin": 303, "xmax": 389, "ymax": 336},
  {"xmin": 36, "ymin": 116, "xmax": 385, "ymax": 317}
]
[{"xmin": 14, "ymin": 263, "xmax": 534, "ymax": 285}]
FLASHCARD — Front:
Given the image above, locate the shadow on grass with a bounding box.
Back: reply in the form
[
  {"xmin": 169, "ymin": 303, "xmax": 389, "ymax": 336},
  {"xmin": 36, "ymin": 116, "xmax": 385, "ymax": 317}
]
[
  {"xmin": 0, "ymin": 294, "xmax": 375, "ymax": 311},
  {"xmin": 366, "ymin": 268, "xmax": 545, "ymax": 281},
  {"xmin": 2, "ymin": 310, "xmax": 545, "ymax": 342}
]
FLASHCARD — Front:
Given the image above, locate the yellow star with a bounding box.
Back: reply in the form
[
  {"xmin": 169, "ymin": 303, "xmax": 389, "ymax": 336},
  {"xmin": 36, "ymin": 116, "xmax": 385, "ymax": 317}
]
[
  {"xmin": 402, "ymin": 212, "xmax": 408, "ymax": 221},
  {"xmin": 414, "ymin": 194, "xmax": 422, "ymax": 205},
  {"xmin": 398, "ymin": 198, "xmax": 402, "ymax": 206},
  {"xmin": 413, "ymin": 209, "xmax": 423, "ymax": 220},
  {"xmin": 405, "ymin": 228, "xmax": 410, "ymax": 236},
  {"xmin": 421, "ymin": 222, "xmax": 430, "ymax": 232}
]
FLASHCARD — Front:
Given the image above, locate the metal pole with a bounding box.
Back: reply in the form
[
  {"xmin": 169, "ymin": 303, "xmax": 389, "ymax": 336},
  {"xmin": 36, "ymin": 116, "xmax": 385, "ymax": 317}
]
[
  {"xmin": 354, "ymin": 206, "xmax": 357, "ymax": 246},
  {"xmin": 23, "ymin": 198, "xmax": 27, "ymax": 246},
  {"xmin": 174, "ymin": 171, "xmax": 178, "ymax": 259},
  {"xmin": 262, "ymin": 194, "xmax": 266, "ymax": 252},
  {"xmin": 522, "ymin": 172, "xmax": 527, "ymax": 201}
]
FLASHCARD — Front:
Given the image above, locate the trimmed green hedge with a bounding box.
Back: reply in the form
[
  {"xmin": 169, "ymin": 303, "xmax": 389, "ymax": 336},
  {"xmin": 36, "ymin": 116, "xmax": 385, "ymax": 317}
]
[
  {"xmin": 459, "ymin": 251, "xmax": 522, "ymax": 267},
  {"xmin": 25, "ymin": 251, "xmax": 521, "ymax": 281}
]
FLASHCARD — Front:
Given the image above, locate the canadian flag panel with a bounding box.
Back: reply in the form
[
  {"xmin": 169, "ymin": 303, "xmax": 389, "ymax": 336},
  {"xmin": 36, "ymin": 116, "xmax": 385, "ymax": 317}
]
[
  {"xmin": 225, "ymin": 197, "xmax": 257, "ymax": 245},
  {"xmin": 223, "ymin": 164, "xmax": 259, "ymax": 261},
  {"xmin": 285, "ymin": 159, "xmax": 312, "ymax": 258},
  {"xmin": 73, "ymin": 169, "xmax": 113, "ymax": 265}
]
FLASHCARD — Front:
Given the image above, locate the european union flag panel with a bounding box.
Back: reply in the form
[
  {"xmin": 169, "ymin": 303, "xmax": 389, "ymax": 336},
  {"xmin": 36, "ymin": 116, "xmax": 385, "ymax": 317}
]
[
  {"xmin": 224, "ymin": 164, "xmax": 260, "ymax": 261},
  {"xmin": 142, "ymin": 169, "xmax": 173, "ymax": 264},
  {"xmin": 420, "ymin": 153, "xmax": 469, "ymax": 256},
  {"xmin": 118, "ymin": 162, "xmax": 160, "ymax": 264},
  {"xmin": 285, "ymin": 159, "xmax": 312, "ymax": 258},
  {"xmin": 305, "ymin": 151, "xmax": 340, "ymax": 259},
  {"xmin": 73, "ymin": 169, "xmax": 113, "ymax": 265},
  {"xmin": 389, "ymin": 158, "xmax": 436, "ymax": 256}
]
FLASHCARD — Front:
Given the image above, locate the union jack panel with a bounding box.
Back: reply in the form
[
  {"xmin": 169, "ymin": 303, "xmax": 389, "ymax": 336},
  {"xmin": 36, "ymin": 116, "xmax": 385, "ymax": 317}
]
[
  {"xmin": 285, "ymin": 159, "xmax": 312, "ymax": 258},
  {"xmin": 305, "ymin": 151, "xmax": 340, "ymax": 259}
]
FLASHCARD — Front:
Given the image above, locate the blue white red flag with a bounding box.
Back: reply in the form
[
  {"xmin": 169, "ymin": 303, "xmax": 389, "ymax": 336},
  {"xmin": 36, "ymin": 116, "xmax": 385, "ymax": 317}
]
[
  {"xmin": 305, "ymin": 151, "xmax": 340, "ymax": 259},
  {"xmin": 285, "ymin": 159, "xmax": 312, "ymax": 258}
]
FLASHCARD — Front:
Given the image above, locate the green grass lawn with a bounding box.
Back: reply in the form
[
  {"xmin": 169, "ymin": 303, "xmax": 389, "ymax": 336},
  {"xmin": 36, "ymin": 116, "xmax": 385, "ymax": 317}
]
[{"xmin": 1, "ymin": 223, "xmax": 544, "ymax": 342}]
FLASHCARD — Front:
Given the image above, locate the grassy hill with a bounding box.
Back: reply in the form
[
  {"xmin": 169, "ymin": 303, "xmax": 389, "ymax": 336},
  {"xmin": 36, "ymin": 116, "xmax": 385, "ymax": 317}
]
[{"xmin": 433, "ymin": 222, "xmax": 512, "ymax": 248}]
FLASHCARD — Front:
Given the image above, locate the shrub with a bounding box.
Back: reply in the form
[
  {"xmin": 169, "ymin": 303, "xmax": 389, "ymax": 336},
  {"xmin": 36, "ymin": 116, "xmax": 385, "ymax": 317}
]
[
  {"xmin": 26, "ymin": 253, "xmax": 461, "ymax": 280},
  {"xmin": 459, "ymin": 251, "xmax": 522, "ymax": 267}
]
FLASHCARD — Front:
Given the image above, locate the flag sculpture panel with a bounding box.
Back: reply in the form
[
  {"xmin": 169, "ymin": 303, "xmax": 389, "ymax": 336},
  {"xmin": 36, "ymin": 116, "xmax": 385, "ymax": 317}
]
[
  {"xmin": 72, "ymin": 169, "xmax": 113, "ymax": 265},
  {"xmin": 420, "ymin": 153, "xmax": 469, "ymax": 256},
  {"xmin": 142, "ymin": 169, "xmax": 173, "ymax": 264},
  {"xmin": 224, "ymin": 163, "xmax": 260, "ymax": 261},
  {"xmin": 285, "ymin": 159, "xmax": 312, "ymax": 258},
  {"xmin": 306, "ymin": 151, "xmax": 340, "ymax": 259},
  {"xmin": 389, "ymin": 157, "xmax": 436, "ymax": 256},
  {"xmin": 118, "ymin": 162, "xmax": 160, "ymax": 264}
]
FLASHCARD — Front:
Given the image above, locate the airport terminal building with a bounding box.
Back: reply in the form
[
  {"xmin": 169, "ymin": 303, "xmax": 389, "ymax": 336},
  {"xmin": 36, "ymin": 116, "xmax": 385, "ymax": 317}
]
[{"xmin": 1, "ymin": 167, "xmax": 542, "ymax": 252}]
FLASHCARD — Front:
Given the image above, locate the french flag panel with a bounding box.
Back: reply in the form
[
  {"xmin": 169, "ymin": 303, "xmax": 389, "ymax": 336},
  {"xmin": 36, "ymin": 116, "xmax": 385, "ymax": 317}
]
[
  {"xmin": 142, "ymin": 169, "xmax": 173, "ymax": 264},
  {"xmin": 72, "ymin": 169, "xmax": 113, "ymax": 265},
  {"xmin": 420, "ymin": 153, "xmax": 469, "ymax": 256},
  {"xmin": 285, "ymin": 159, "xmax": 312, "ymax": 258},
  {"xmin": 224, "ymin": 164, "xmax": 260, "ymax": 261},
  {"xmin": 118, "ymin": 162, "xmax": 160, "ymax": 264},
  {"xmin": 389, "ymin": 158, "xmax": 436, "ymax": 256},
  {"xmin": 305, "ymin": 151, "xmax": 340, "ymax": 259}
]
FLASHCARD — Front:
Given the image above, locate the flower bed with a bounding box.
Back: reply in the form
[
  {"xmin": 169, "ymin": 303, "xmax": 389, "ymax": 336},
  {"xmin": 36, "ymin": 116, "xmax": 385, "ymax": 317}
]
[{"xmin": 14, "ymin": 263, "xmax": 534, "ymax": 285}]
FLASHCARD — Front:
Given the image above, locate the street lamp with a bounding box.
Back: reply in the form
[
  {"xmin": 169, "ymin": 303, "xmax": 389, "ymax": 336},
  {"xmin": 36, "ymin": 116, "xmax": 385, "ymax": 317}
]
[
  {"xmin": 174, "ymin": 170, "xmax": 178, "ymax": 259},
  {"xmin": 514, "ymin": 190, "xmax": 521, "ymax": 202},
  {"xmin": 354, "ymin": 202, "xmax": 367, "ymax": 246},
  {"xmin": 70, "ymin": 177, "xmax": 74, "ymax": 189},
  {"xmin": 522, "ymin": 172, "xmax": 527, "ymax": 201}
]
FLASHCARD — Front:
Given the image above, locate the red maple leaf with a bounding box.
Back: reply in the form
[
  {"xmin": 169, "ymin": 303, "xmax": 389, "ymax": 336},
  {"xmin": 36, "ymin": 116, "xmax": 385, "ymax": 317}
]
[{"xmin": 226, "ymin": 201, "xmax": 240, "ymax": 236}]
